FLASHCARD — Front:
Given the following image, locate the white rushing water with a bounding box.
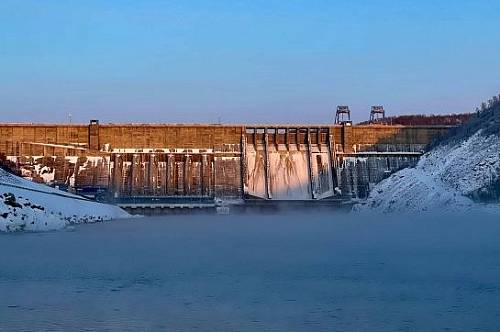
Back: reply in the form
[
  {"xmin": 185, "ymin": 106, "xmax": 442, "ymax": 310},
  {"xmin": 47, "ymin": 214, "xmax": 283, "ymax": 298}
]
[{"xmin": 245, "ymin": 145, "xmax": 334, "ymax": 200}]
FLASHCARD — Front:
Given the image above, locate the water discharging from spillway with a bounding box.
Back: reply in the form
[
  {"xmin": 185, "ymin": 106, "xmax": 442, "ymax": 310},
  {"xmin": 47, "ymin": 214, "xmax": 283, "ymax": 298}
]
[{"xmin": 245, "ymin": 143, "xmax": 334, "ymax": 200}]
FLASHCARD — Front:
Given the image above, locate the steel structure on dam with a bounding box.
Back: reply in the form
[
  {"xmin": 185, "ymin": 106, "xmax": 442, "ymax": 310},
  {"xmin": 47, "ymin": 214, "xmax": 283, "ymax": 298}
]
[{"xmin": 0, "ymin": 121, "xmax": 451, "ymax": 204}]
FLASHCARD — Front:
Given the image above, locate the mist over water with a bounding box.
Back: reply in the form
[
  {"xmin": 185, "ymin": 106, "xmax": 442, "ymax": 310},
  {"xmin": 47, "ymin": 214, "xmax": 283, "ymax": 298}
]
[{"xmin": 1, "ymin": 212, "xmax": 500, "ymax": 331}]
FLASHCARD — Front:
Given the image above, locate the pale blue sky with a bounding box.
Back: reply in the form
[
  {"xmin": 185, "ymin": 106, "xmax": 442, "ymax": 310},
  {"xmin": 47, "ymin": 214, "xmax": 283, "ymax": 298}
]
[{"xmin": 1, "ymin": 0, "xmax": 499, "ymax": 124}]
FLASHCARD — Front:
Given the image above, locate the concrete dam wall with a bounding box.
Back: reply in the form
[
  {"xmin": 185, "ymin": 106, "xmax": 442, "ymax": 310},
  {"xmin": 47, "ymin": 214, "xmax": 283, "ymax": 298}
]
[{"xmin": 0, "ymin": 122, "xmax": 451, "ymax": 202}]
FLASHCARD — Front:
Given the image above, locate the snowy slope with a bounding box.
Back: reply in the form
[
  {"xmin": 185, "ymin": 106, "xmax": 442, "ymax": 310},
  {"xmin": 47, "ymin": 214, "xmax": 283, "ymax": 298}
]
[
  {"xmin": 354, "ymin": 131, "xmax": 500, "ymax": 214},
  {"xmin": 0, "ymin": 169, "xmax": 129, "ymax": 232},
  {"xmin": 0, "ymin": 167, "xmax": 80, "ymax": 197}
]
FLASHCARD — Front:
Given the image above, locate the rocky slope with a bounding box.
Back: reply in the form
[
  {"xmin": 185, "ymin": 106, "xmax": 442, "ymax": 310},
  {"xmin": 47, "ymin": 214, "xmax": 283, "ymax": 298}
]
[
  {"xmin": 355, "ymin": 97, "xmax": 500, "ymax": 214},
  {"xmin": 0, "ymin": 168, "xmax": 129, "ymax": 232}
]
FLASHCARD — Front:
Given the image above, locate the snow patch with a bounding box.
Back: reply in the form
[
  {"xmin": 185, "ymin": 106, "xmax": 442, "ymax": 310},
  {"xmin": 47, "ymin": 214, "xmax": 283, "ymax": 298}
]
[
  {"xmin": 355, "ymin": 131, "xmax": 500, "ymax": 214},
  {"xmin": 0, "ymin": 169, "xmax": 129, "ymax": 232}
]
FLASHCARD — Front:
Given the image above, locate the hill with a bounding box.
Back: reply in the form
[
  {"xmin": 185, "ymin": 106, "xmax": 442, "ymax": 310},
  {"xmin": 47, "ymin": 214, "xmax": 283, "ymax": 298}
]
[{"xmin": 355, "ymin": 95, "xmax": 500, "ymax": 213}]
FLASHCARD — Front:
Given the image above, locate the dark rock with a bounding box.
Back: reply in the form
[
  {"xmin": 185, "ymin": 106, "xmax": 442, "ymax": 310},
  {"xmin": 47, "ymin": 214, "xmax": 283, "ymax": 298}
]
[
  {"xmin": 3, "ymin": 193, "xmax": 22, "ymax": 209},
  {"xmin": 30, "ymin": 204, "xmax": 45, "ymax": 211}
]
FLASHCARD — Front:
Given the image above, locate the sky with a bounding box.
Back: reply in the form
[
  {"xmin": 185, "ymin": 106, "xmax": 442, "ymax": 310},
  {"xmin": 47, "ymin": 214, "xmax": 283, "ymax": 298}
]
[{"xmin": 1, "ymin": 0, "xmax": 499, "ymax": 124}]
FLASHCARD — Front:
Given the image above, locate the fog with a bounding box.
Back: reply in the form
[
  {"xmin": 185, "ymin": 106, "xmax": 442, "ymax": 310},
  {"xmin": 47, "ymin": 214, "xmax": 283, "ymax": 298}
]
[{"xmin": 1, "ymin": 212, "xmax": 500, "ymax": 331}]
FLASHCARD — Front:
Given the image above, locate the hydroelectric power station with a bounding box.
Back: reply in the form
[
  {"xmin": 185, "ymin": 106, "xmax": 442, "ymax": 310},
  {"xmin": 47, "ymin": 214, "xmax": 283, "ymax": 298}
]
[{"xmin": 0, "ymin": 116, "xmax": 452, "ymax": 212}]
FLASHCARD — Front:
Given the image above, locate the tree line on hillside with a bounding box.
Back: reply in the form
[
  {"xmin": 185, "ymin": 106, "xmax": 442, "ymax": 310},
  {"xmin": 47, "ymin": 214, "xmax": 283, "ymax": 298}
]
[
  {"xmin": 358, "ymin": 94, "xmax": 500, "ymax": 127},
  {"xmin": 430, "ymin": 93, "xmax": 500, "ymax": 148},
  {"xmin": 358, "ymin": 113, "xmax": 474, "ymax": 126}
]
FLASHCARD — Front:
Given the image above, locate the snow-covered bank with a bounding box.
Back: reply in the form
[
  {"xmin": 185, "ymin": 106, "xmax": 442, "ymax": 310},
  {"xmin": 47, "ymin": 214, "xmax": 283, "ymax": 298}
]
[
  {"xmin": 0, "ymin": 169, "xmax": 129, "ymax": 232},
  {"xmin": 354, "ymin": 131, "xmax": 500, "ymax": 214}
]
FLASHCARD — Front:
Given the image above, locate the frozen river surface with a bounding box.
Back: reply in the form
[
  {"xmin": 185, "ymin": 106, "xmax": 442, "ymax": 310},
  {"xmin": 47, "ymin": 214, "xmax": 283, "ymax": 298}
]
[{"xmin": 1, "ymin": 213, "xmax": 500, "ymax": 331}]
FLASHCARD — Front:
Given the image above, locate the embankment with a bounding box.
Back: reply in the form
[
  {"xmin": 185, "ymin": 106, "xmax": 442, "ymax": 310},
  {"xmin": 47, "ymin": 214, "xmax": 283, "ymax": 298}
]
[{"xmin": 0, "ymin": 168, "xmax": 129, "ymax": 232}]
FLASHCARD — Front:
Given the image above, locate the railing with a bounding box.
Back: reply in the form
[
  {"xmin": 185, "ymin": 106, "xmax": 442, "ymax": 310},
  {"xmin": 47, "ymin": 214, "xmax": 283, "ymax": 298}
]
[{"xmin": 112, "ymin": 196, "xmax": 218, "ymax": 209}]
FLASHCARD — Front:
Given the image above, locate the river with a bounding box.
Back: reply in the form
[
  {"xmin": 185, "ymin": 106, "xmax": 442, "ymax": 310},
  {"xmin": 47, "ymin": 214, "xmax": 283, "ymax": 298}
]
[{"xmin": 1, "ymin": 212, "xmax": 500, "ymax": 331}]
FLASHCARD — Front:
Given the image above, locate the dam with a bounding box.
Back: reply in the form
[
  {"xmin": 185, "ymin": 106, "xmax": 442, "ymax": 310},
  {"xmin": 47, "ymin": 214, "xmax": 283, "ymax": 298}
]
[{"xmin": 0, "ymin": 121, "xmax": 451, "ymax": 208}]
